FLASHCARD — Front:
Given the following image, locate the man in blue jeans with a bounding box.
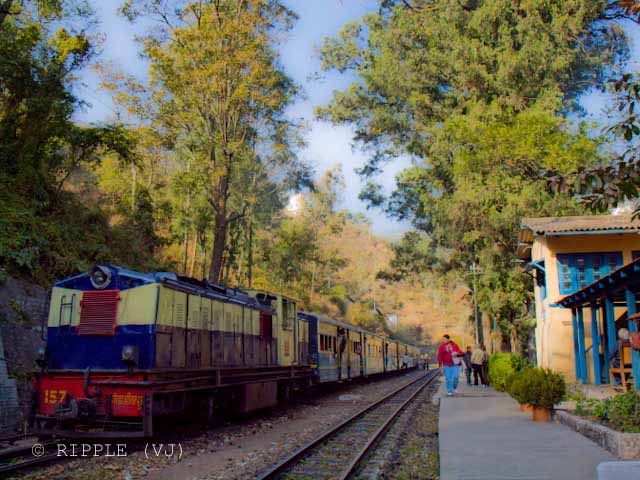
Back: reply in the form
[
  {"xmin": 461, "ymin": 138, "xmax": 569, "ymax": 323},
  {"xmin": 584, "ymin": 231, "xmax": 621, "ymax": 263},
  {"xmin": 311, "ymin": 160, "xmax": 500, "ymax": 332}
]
[{"xmin": 437, "ymin": 334, "xmax": 464, "ymax": 396}]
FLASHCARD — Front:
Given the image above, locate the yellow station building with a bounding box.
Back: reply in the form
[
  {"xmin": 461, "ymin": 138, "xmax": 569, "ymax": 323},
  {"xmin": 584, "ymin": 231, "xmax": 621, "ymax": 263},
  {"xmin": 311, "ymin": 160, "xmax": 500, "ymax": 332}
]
[{"xmin": 517, "ymin": 215, "xmax": 640, "ymax": 384}]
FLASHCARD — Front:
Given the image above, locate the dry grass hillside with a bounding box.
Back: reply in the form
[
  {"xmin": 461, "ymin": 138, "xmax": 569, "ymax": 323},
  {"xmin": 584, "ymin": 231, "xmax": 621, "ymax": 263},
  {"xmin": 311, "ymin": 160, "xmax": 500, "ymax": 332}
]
[{"xmin": 310, "ymin": 220, "xmax": 473, "ymax": 347}]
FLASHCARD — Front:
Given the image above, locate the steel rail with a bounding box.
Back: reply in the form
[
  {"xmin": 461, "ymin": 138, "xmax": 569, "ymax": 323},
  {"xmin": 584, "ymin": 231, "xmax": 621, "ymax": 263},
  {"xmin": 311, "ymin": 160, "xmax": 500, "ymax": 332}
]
[
  {"xmin": 255, "ymin": 369, "xmax": 439, "ymax": 480},
  {"xmin": 337, "ymin": 371, "xmax": 437, "ymax": 480},
  {"xmin": 0, "ymin": 439, "xmax": 58, "ymax": 462},
  {"xmin": 0, "ymin": 451, "xmax": 61, "ymax": 475}
]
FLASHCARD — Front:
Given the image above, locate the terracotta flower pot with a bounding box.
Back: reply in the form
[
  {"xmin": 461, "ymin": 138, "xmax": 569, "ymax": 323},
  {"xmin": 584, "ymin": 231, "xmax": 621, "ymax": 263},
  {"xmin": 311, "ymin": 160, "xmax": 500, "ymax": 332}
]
[
  {"xmin": 519, "ymin": 403, "xmax": 533, "ymax": 413},
  {"xmin": 532, "ymin": 406, "xmax": 551, "ymax": 422}
]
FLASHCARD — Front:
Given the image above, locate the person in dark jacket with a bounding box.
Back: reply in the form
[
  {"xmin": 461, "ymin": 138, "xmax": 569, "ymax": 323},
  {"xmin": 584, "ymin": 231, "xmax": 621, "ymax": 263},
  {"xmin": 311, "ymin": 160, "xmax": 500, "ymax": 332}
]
[
  {"xmin": 463, "ymin": 346, "xmax": 473, "ymax": 385},
  {"xmin": 481, "ymin": 344, "xmax": 490, "ymax": 386}
]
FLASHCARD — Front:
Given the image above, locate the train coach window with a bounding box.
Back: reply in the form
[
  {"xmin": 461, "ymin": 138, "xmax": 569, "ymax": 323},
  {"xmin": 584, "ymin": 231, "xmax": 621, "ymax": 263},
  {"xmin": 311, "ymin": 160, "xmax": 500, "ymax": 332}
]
[
  {"xmin": 321, "ymin": 335, "xmax": 333, "ymax": 352},
  {"xmin": 282, "ymin": 299, "xmax": 295, "ymax": 330}
]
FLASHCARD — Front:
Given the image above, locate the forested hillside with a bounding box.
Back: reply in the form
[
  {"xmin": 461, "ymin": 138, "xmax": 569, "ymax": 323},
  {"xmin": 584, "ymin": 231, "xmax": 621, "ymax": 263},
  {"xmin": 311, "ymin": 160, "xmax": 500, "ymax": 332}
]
[
  {"xmin": 317, "ymin": 0, "xmax": 640, "ymax": 350},
  {"xmin": 6, "ymin": 1, "xmax": 640, "ymax": 351},
  {"xmin": 0, "ymin": 0, "xmax": 466, "ymax": 347}
]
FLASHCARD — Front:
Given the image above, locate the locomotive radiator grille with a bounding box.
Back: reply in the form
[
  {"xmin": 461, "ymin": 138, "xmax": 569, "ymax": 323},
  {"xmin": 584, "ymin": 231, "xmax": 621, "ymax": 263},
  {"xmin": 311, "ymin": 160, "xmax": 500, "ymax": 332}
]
[{"xmin": 78, "ymin": 290, "xmax": 120, "ymax": 336}]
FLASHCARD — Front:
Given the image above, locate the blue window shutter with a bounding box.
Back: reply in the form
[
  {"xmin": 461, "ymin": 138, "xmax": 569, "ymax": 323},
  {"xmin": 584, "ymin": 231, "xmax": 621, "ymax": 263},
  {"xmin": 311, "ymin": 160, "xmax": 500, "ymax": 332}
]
[
  {"xmin": 557, "ymin": 252, "xmax": 623, "ymax": 295},
  {"xmin": 557, "ymin": 255, "xmax": 573, "ymax": 295},
  {"xmin": 591, "ymin": 255, "xmax": 603, "ymax": 282}
]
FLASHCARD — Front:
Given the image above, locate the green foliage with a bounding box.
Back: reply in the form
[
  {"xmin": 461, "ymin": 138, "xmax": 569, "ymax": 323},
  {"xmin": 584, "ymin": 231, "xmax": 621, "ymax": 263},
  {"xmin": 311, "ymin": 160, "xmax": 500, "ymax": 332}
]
[
  {"xmin": 117, "ymin": 0, "xmax": 309, "ymax": 282},
  {"xmin": 318, "ymin": 0, "xmax": 627, "ymax": 347},
  {"xmin": 0, "ymin": 179, "xmax": 159, "ymax": 284},
  {"xmin": 0, "ymin": 0, "xmax": 142, "ymax": 282},
  {"xmin": 377, "ymin": 231, "xmax": 434, "ymax": 281},
  {"xmin": 488, "ymin": 353, "xmax": 516, "ymax": 392},
  {"xmin": 266, "ymin": 218, "xmax": 321, "ymax": 288},
  {"xmin": 551, "ymin": 72, "xmax": 640, "ymax": 217},
  {"xmin": 517, "ymin": 368, "xmax": 566, "ymax": 409},
  {"xmin": 575, "ymin": 390, "xmax": 640, "ymax": 433},
  {"xmin": 507, "ymin": 367, "xmax": 532, "ymax": 405},
  {"xmin": 318, "ymin": 0, "xmax": 625, "ymax": 156},
  {"xmin": 489, "ymin": 352, "xmax": 529, "ymax": 392},
  {"xmin": 510, "ymin": 353, "xmax": 530, "ymax": 374},
  {"xmin": 0, "ymin": 1, "xmax": 132, "ymax": 199}
]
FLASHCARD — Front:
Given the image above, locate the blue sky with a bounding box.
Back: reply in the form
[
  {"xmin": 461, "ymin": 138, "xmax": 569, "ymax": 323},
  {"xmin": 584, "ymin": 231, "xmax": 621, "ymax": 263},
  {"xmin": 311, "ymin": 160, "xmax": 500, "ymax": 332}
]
[{"xmin": 75, "ymin": 1, "xmax": 640, "ymax": 238}]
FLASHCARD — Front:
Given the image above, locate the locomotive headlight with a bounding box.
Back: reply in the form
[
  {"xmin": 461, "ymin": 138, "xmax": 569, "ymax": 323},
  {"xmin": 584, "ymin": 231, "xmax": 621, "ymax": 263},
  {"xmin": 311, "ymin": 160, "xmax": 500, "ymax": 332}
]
[
  {"xmin": 89, "ymin": 265, "xmax": 112, "ymax": 290},
  {"xmin": 122, "ymin": 345, "xmax": 139, "ymax": 367},
  {"xmin": 35, "ymin": 347, "xmax": 47, "ymax": 368}
]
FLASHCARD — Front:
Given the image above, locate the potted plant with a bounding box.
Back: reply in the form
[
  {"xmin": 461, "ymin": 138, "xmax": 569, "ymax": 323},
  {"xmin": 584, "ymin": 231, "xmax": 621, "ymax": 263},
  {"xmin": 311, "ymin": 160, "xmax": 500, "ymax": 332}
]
[
  {"xmin": 508, "ymin": 368, "xmax": 533, "ymax": 413},
  {"xmin": 519, "ymin": 368, "xmax": 566, "ymax": 422}
]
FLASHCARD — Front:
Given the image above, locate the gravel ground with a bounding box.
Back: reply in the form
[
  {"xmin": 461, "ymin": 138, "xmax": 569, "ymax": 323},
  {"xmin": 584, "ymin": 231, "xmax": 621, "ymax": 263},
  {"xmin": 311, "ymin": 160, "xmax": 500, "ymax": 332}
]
[{"xmin": 9, "ymin": 369, "xmax": 429, "ymax": 480}]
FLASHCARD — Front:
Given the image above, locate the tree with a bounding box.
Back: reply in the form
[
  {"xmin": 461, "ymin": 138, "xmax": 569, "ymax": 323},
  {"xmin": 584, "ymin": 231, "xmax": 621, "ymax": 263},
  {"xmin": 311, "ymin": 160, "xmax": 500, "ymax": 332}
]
[
  {"xmin": 377, "ymin": 231, "xmax": 435, "ymax": 281},
  {"xmin": 542, "ymin": 2, "xmax": 640, "ymax": 216},
  {"xmin": 121, "ymin": 0, "xmax": 309, "ymax": 283},
  {"xmin": 260, "ymin": 167, "xmax": 347, "ymax": 305},
  {"xmin": 0, "ymin": 0, "xmax": 133, "ymax": 198},
  {"xmin": 0, "ymin": 0, "xmax": 139, "ymax": 282},
  {"xmin": 317, "ymin": 0, "xmax": 625, "ymax": 165},
  {"xmin": 318, "ymin": 0, "xmax": 627, "ymax": 348},
  {"xmin": 548, "ymin": 73, "xmax": 640, "ymax": 216}
]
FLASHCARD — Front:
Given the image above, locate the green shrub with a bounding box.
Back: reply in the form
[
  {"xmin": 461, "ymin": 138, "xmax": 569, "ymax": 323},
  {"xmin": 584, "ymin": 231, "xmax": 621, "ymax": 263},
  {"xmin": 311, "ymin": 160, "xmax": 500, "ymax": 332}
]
[
  {"xmin": 518, "ymin": 368, "xmax": 566, "ymax": 408},
  {"xmin": 576, "ymin": 391, "xmax": 640, "ymax": 433},
  {"xmin": 488, "ymin": 353, "xmax": 514, "ymax": 392},
  {"xmin": 510, "ymin": 354, "xmax": 529, "ymax": 374},
  {"xmin": 489, "ymin": 353, "xmax": 529, "ymax": 392},
  {"xmin": 606, "ymin": 391, "xmax": 640, "ymax": 432},
  {"xmin": 507, "ymin": 367, "xmax": 532, "ymax": 404},
  {"xmin": 0, "ymin": 179, "xmax": 162, "ymax": 286}
]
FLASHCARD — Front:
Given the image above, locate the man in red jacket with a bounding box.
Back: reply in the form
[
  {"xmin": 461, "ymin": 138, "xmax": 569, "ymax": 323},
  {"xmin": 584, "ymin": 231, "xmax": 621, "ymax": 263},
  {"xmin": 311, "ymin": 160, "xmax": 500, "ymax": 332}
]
[{"xmin": 437, "ymin": 334, "xmax": 464, "ymax": 396}]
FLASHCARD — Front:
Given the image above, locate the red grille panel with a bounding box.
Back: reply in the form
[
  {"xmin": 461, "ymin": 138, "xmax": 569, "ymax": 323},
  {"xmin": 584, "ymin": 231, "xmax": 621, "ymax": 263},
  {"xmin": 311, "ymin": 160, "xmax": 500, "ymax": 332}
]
[{"xmin": 79, "ymin": 290, "xmax": 120, "ymax": 336}]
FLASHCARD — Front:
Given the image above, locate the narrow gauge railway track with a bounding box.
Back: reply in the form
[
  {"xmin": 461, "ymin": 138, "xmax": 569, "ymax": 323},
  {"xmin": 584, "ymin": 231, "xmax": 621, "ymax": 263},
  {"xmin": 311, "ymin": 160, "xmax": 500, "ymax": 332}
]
[
  {"xmin": 256, "ymin": 369, "xmax": 439, "ymax": 480},
  {"xmin": 0, "ymin": 439, "xmax": 67, "ymax": 476}
]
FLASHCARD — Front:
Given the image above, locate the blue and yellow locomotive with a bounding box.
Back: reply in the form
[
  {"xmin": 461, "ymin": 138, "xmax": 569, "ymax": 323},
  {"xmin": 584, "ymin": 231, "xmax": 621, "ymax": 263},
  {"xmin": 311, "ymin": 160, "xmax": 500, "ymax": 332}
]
[{"xmin": 32, "ymin": 265, "xmax": 420, "ymax": 436}]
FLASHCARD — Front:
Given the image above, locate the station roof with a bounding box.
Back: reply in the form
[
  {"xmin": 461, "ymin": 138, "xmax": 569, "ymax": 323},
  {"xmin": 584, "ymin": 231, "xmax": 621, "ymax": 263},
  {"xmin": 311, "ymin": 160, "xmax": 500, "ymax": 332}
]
[
  {"xmin": 517, "ymin": 214, "xmax": 640, "ymax": 259},
  {"xmin": 554, "ymin": 257, "xmax": 640, "ymax": 309}
]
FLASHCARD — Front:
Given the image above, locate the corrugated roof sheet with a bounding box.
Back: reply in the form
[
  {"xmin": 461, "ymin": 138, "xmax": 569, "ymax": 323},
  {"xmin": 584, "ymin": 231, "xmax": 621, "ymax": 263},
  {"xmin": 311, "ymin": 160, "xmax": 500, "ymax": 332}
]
[{"xmin": 521, "ymin": 215, "xmax": 640, "ymax": 235}]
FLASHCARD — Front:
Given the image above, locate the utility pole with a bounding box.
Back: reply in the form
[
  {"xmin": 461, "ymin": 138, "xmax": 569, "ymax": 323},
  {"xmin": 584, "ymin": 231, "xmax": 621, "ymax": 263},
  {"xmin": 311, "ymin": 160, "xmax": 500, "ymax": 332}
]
[{"xmin": 470, "ymin": 262, "xmax": 483, "ymax": 346}]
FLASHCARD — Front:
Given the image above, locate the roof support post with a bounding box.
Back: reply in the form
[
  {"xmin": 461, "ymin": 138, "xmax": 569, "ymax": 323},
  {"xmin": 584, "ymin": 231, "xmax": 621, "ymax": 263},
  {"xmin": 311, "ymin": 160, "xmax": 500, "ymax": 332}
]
[
  {"xmin": 605, "ymin": 297, "xmax": 617, "ymax": 373},
  {"xmin": 625, "ymin": 289, "xmax": 640, "ymax": 391},
  {"xmin": 590, "ymin": 304, "xmax": 602, "ymax": 385},
  {"xmin": 572, "ymin": 308, "xmax": 581, "ymax": 381},
  {"xmin": 577, "ymin": 307, "xmax": 588, "ymax": 383},
  {"xmin": 600, "ymin": 303, "xmax": 610, "ymax": 384}
]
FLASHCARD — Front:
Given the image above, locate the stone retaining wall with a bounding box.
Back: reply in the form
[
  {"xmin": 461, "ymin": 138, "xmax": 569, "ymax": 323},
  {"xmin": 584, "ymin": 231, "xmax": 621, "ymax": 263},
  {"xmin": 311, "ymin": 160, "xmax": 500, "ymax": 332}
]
[
  {"xmin": 0, "ymin": 332, "xmax": 19, "ymax": 434},
  {"xmin": 0, "ymin": 276, "xmax": 49, "ymax": 429},
  {"xmin": 553, "ymin": 410, "xmax": 640, "ymax": 460}
]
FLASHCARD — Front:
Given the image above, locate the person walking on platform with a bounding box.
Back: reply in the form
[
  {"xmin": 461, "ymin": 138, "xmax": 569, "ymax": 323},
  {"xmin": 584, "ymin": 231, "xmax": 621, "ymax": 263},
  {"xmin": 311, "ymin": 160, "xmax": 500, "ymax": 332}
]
[
  {"xmin": 481, "ymin": 344, "xmax": 490, "ymax": 386},
  {"xmin": 437, "ymin": 334, "xmax": 464, "ymax": 396},
  {"xmin": 463, "ymin": 346, "xmax": 473, "ymax": 385},
  {"xmin": 471, "ymin": 345, "xmax": 485, "ymax": 386},
  {"xmin": 401, "ymin": 352, "xmax": 409, "ymax": 369}
]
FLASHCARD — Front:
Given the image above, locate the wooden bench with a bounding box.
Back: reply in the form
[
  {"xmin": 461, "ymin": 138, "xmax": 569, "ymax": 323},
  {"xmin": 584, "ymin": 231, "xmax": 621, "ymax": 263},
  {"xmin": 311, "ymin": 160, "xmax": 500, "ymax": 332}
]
[{"xmin": 609, "ymin": 340, "xmax": 634, "ymax": 392}]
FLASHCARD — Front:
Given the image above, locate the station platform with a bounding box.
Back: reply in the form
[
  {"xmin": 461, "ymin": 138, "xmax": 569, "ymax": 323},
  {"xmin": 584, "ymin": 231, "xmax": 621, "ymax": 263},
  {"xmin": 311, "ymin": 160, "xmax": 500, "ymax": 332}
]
[{"xmin": 438, "ymin": 381, "xmax": 615, "ymax": 480}]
